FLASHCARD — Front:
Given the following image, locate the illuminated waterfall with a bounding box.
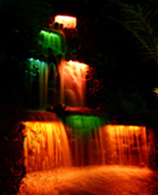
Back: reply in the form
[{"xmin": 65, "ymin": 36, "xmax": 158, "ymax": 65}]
[
  {"xmin": 39, "ymin": 30, "xmax": 66, "ymax": 56},
  {"xmin": 59, "ymin": 60, "xmax": 88, "ymax": 107},
  {"xmin": 23, "ymin": 116, "xmax": 148, "ymax": 171},
  {"xmin": 54, "ymin": 15, "xmax": 77, "ymax": 29},
  {"xmin": 65, "ymin": 115, "xmax": 147, "ymax": 167},
  {"xmin": 104, "ymin": 125, "xmax": 147, "ymax": 166},
  {"xmin": 24, "ymin": 15, "xmax": 148, "ymax": 171},
  {"xmin": 27, "ymin": 58, "xmax": 48, "ymax": 109},
  {"xmin": 19, "ymin": 13, "xmax": 156, "ymax": 195},
  {"xmin": 23, "ymin": 121, "xmax": 72, "ymax": 172}
]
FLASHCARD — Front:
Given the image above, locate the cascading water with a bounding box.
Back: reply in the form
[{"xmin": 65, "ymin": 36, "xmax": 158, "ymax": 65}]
[
  {"xmin": 19, "ymin": 15, "xmax": 157, "ymax": 195},
  {"xmin": 23, "ymin": 115, "xmax": 148, "ymax": 171},
  {"xmin": 65, "ymin": 115, "xmax": 148, "ymax": 167},
  {"xmin": 59, "ymin": 60, "xmax": 88, "ymax": 107},
  {"xmin": 24, "ymin": 15, "xmax": 149, "ymax": 170},
  {"xmin": 23, "ymin": 121, "xmax": 72, "ymax": 172},
  {"xmin": 19, "ymin": 117, "xmax": 157, "ymax": 195},
  {"xmin": 27, "ymin": 58, "xmax": 48, "ymax": 110},
  {"xmin": 39, "ymin": 30, "xmax": 66, "ymax": 56},
  {"xmin": 104, "ymin": 125, "xmax": 147, "ymax": 166},
  {"xmin": 54, "ymin": 15, "xmax": 77, "ymax": 29}
]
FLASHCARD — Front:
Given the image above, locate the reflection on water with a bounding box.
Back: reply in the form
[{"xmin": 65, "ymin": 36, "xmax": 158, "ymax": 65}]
[
  {"xmin": 18, "ymin": 166, "xmax": 158, "ymax": 195},
  {"xmin": 21, "ymin": 119, "xmax": 156, "ymax": 195}
]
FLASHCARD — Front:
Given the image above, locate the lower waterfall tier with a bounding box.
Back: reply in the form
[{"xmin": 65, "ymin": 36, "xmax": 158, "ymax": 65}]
[{"xmin": 23, "ymin": 115, "xmax": 148, "ymax": 172}]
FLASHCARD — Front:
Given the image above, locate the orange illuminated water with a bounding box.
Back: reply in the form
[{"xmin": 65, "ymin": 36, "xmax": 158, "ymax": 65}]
[
  {"xmin": 54, "ymin": 15, "xmax": 77, "ymax": 29},
  {"xmin": 23, "ymin": 120, "xmax": 148, "ymax": 172},
  {"xmin": 18, "ymin": 166, "xmax": 158, "ymax": 195},
  {"xmin": 104, "ymin": 125, "xmax": 147, "ymax": 166},
  {"xmin": 23, "ymin": 121, "xmax": 72, "ymax": 172},
  {"xmin": 20, "ymin": 121, "xmax": 156, "ymax": 195},
  {"xmin": 66, "ymin": 124, "xmax": 147, "ymax": 167},
  {"xmin": 59, "ymin": 60, "xmax": 88, "ymax": 107}
]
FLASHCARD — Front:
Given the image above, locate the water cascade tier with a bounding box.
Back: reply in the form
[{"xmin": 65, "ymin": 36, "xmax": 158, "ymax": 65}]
[
  {"xmin": 23, "ymin": 121, "xmax": 72, "ymax": 172},
  {"xmin": 54, "ymin": 15, "xmax": 77, "ymax": 29},
  {"xmin": 59, "ymin": 60, "xmax": 88, "ymax": 107},
  {"xmin": 27, "ymin": 58, "xmax": 48, "ymax": 109},
  {"xmin": 26, "ymin": 15, "xmax": 90, "ymax": 108},
  {"xmin": 23, "ymin": 114, "xmax": 148, "ymax": 172},
  {"xmin": 65, "ymin": 115, "xmax": 147, "ymax": 167},
  {"xmin": 39, "ymin": 30, "xmax": 66, "ymax": 56},
  {"xmin": 26, "ymin": 58, "xmax": 89, "ymax": 109}
]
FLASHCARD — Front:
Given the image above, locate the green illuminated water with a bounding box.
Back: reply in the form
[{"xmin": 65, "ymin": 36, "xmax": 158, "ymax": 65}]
[
  {"xmin": 39, "ymin": 30, "xmax": 66, "ymax": 56},
  {"xmin": 65, "ymin": 115, "xmax": 106, "ymax": 134},
  {"xmin": 65, "ymin": 114, "xmax": 109, "ymax": 166},
  {"xmin": 26, "ymin": 58, "xmax": 48, "ymax": 109}
]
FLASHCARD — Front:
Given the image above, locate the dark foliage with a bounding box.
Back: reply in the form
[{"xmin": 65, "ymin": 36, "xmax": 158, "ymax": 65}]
[{"xmin": 0, "ymin": 104, "xmax": 25, "ymax": 195}]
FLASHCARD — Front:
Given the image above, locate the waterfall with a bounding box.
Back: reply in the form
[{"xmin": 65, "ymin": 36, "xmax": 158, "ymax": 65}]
[
  {"xmin": 23, "ymin": 115, "xmax": 148, "ymax": 172},
  {"xmin": 65, "ymin": 115, "xmax": 147, "ymax": 167},
  {"xmin": 39, "ymin": 30, "xmax": 66, "ymax": 56},
  {"xmin": 24, "ymin": 15, "xmax": 148, "ymax": 172},
  {"xmin": 27, "ymin": 58, "xmax": 48, "ymax": 110},
  {"xmin": 23, "ymin": 121, "xmax": 72, "ymax": 172},
  {"xmin": 59, "ymin": 60, "xmax": 88, "ymax": 107},
  {"xmin": 54, "ymin": 15, "xmax": 77, "ymax": 29}
]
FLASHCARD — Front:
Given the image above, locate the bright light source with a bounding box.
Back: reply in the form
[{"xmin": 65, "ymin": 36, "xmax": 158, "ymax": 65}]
[
  {"xmin": 67, "ymin": 60, "xmax": 88, "ymax": 70},
  {"xmin": 153, "ymin": 88, "xmax": 158, "ymax": 95},
  {"xmin": 54, "ymin": 15, "xmax": 77, "ymax": 29}
]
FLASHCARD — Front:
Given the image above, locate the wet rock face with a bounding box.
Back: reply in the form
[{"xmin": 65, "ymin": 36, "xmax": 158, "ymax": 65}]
[{"xmin": 52, "ymin": 103, "xmax": 66, "ymax": 119}]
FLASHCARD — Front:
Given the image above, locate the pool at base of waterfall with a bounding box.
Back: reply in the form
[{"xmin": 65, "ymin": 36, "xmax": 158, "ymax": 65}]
[{"xmin": 18, "ymin": 165, "xmax": 158, "ymax": 195}]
